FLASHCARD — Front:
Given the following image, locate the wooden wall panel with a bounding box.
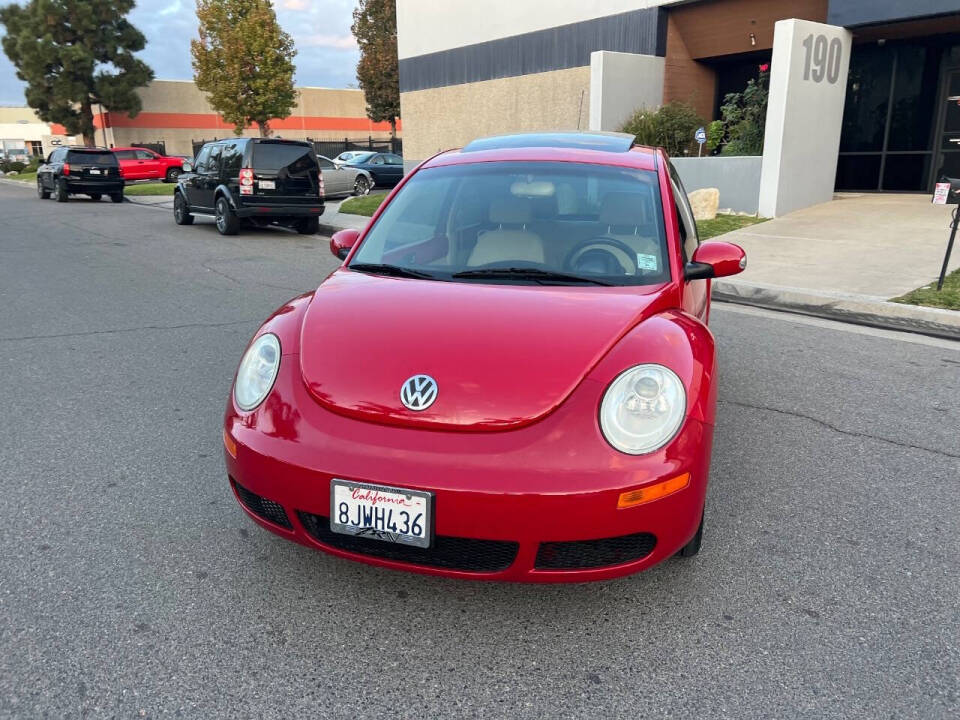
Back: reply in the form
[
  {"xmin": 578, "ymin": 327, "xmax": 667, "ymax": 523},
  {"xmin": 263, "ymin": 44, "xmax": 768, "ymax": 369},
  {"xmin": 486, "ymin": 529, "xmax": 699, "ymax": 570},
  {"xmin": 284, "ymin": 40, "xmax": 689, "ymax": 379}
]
[{"xmin": 670, "ymin": 0, "xmax": 828, "ymax": 59}]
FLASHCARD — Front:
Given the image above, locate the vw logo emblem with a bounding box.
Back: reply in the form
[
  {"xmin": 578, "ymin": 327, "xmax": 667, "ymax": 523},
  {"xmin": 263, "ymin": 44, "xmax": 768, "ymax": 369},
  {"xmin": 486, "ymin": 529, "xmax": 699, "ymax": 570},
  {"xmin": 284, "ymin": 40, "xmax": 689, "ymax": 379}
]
[{"xmin": 400, "ymin": 374, "xmax": 438, "ymax": 411}]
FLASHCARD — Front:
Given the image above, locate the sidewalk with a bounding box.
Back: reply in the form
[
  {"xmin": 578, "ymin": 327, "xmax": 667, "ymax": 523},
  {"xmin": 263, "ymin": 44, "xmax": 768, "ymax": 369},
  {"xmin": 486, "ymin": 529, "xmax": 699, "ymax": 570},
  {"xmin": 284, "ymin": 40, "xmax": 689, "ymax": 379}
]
[{"xmin": 716, "ymin": 193, "xmax": 960, "ymax": 339}]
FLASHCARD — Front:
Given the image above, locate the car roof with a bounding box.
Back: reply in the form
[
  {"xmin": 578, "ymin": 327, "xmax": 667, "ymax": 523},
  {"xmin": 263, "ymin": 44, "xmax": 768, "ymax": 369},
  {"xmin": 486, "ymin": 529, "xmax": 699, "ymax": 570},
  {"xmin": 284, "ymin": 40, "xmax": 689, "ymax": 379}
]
[
  {"xmin": 67, "ymin": 147, "xmax": 113, "ymax": 152},
  {"xmin": 423, "ymin": 132, "xmax": 658, "ymax": 172}
]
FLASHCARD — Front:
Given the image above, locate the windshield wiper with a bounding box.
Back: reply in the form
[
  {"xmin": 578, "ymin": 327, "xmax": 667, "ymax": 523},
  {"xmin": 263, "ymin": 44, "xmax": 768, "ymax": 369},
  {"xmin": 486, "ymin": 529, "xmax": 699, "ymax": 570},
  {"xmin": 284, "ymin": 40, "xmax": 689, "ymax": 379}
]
[
  {"xmin": 348, "ymin": 263, "xmax": 440, "ymax": 281},
  {"xmin": 452, "ymin": 267, "xmax": 613, "ymax": 286}
]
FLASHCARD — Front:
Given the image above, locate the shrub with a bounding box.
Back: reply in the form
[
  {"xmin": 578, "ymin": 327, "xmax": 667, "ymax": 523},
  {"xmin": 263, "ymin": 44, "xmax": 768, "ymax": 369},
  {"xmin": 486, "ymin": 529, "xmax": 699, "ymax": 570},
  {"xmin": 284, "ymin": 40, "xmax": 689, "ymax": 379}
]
[
  {"xmin": 719, "ymin": 64, "xmax": 770, "ymax": 156},
  {"xmin": 706, "ymin": 120, "xmax": 725, "ymax": 154},
  {"xmin": 619, "ymin": 101, "xmax": 705, "ymax": 157},
  {"xmin": 0, "ymin": 160, "xmax": 27, "ymax": 173}
]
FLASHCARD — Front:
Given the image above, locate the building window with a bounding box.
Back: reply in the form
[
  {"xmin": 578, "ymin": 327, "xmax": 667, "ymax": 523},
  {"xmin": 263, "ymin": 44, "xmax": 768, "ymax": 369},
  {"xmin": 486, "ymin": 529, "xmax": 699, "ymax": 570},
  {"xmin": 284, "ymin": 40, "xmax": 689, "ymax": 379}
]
[
  {"xmin": 29, "ymin": 141, "xmax": 43, "ymax": 157},
  {"xmin": 836, "ymin": 40, "xmax": 941, "ymax": 192}
]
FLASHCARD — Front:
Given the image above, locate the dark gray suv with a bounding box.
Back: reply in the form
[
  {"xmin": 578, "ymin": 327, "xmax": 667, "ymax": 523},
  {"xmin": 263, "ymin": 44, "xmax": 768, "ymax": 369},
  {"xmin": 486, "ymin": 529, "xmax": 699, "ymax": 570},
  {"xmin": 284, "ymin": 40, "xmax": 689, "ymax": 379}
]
[
  {"xmin": 174, "ymin": 138, "xmax": 324, "ymax": 235},
  {"xmin": 37, "ymin": 147, "xmax": 124, "ymax": 203}
]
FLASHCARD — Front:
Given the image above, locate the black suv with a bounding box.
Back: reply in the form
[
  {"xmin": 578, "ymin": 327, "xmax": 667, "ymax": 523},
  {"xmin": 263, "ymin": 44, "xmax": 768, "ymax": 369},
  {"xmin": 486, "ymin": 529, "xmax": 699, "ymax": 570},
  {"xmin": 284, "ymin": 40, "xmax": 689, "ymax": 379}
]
[
  {"xmin": 37, "ymin": 147, "xmax": 124, "ymax": 203},
  {"xmin": 174, "ymin": 138, "xmax": 324, "ymax": 235}
]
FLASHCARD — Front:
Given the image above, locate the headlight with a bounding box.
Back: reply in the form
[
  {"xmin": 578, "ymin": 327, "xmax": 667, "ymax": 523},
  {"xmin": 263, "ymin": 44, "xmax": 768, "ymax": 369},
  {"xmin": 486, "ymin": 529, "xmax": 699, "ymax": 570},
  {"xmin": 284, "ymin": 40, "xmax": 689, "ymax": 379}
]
[
  {"xmin": 599, "ymin": 364, "xmax": 686, "ymax": 455},
  {"xmin": 234, "ymin": 333, "xmax": 281, "ymax": 411}
]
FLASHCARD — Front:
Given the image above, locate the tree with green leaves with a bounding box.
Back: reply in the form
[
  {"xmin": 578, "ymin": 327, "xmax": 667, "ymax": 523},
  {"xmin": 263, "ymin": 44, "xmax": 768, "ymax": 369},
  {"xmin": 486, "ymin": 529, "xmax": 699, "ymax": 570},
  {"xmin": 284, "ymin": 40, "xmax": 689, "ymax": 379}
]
[
  {"xmin": 352, "ymin": 0, "xmax": 399, "ymax": 137},
  {"xmin": 191, "ymin": 0, "xmax": 297, "ymax": 137},
  {"xmin": 0, "ymin": 0, "xmax": 153, "ymax": 146}
]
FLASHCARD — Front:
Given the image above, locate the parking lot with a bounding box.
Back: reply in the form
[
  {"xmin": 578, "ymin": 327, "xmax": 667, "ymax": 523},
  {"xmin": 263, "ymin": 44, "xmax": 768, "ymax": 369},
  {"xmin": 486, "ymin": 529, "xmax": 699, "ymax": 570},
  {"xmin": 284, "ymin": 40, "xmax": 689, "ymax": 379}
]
[{"xmin": 0, "ymin": 181, "xmax": 957, "ymax": 718}]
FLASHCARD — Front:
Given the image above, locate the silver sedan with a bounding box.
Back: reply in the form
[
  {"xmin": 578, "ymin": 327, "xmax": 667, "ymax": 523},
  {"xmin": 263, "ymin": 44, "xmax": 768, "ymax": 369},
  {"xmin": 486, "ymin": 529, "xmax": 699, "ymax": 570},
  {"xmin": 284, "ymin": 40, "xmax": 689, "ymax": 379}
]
[{"xmin": 318, "ymin": 155, "xmax": 374, "ymax": 197}]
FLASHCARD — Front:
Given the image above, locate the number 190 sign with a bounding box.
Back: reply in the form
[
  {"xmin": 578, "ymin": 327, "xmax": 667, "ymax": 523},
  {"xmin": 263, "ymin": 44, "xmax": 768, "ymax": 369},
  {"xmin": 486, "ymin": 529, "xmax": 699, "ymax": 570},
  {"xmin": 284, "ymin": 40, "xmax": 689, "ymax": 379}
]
[{"xmin": 802, "ymin": 33, "xmax": 843, "ymax": 84}]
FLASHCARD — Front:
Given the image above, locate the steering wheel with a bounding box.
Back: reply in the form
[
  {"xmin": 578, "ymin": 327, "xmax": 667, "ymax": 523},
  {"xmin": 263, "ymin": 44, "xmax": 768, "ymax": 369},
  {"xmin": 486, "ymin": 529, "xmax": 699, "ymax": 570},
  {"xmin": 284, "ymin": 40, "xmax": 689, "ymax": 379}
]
[{"xmin": 564, "ymin": 237, "xmax": 638, "ymax": 276}]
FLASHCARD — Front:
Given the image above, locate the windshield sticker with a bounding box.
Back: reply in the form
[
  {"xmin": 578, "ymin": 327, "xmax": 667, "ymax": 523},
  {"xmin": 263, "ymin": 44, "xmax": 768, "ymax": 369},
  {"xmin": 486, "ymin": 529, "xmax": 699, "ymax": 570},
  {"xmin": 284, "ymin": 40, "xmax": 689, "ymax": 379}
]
[{"xmin": 636, "ymin": 253, "xmax": 659, "ymax": 271}]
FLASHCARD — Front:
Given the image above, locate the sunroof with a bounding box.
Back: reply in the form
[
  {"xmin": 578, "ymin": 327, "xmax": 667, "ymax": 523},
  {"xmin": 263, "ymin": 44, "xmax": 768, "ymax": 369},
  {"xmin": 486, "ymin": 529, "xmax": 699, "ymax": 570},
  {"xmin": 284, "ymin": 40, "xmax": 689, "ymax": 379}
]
[{"xmin": 462, "ymin": 132, "xmax": 636, "ymax": 154}]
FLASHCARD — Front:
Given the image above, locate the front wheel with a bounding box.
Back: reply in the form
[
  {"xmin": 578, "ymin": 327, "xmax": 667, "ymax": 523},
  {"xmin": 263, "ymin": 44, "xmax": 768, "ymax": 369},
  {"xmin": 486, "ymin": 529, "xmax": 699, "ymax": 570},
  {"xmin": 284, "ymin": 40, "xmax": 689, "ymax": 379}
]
[
  {"xmin": 295, "ymin": 216, "xmax": 320, "ymax": 235},
  {"xmin": 37, "ymin": 178, "xmax": 50, "ymax": 199},
  {"xmin": 165, "ymin": 167, "xmax": 181, "ymax": 183},
  {"xmin": 215, "ymin": 196, "xmax": 239, "ymax": 235},
  {"xmin": 353, "ymin": 176, "xmax": 370, "ymax": 196},
  {"xmin": 89, "ymin": 193, "xmax": 102, "ymax": 202},
  {"xmin": 677, "ymin": 512, "xmax": 703, "ymax": 558},
  {"xmin": 54, "ymin": 178, "xmax": 68, "ymax": 202},
  {"xmin": 173, "ymin": 191, "xmax": 194, "ymax": 225}
]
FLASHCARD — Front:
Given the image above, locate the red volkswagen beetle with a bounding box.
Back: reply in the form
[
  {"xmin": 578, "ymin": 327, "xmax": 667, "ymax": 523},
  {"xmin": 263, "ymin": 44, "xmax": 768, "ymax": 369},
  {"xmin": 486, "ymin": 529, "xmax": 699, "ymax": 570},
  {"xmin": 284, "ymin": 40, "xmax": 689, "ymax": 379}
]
[{"xmin": 223, "ymin": 132, "xmax": 746, "ymax": 582}]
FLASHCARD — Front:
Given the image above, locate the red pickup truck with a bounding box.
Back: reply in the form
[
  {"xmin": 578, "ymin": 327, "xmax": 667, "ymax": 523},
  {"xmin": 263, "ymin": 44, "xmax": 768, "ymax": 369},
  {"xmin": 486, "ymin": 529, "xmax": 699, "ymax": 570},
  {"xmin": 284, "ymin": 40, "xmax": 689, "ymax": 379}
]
[{"xmin": 111, "ymin": 147, "xmax": 185, "ymax": 182}]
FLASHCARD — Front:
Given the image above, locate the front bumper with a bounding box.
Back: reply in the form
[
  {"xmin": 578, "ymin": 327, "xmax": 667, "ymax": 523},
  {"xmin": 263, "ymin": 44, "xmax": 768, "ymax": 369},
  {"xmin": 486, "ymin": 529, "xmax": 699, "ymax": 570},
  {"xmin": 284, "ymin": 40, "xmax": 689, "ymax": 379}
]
[
  {"xmin": 224, "ymin": 359, "xmax": 714, "ymax": 583},
  {"xmin": 234, "ymin": 203, "xmax": 324, "ymax": 219}
]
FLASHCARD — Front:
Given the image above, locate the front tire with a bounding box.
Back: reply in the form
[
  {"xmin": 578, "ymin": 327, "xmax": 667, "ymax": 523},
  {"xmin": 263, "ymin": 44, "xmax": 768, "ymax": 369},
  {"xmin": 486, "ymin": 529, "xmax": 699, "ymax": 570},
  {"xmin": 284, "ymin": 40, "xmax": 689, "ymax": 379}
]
[
  {"xmin": 353, "ymin": 176, "xmax": 370, "ymax": 196},
  {"xmin": 295, "ymin": 216, "xmax": 320, "ymax": 235},
  {"xmin": 677, "ymin": 512, "xmax": 703, "ymax": 558},
  {"xmin": 54, "ymin": 178, "xmax": 68, "ymax": 202},
  {"xmin": 37, "ymin": 178, "xmax": 50, "ymax": 199},
  {"xmin": 89, "ymin": 193, "xmax": 102, "ymax": 202},
  {"xmin": 215, "ymin": 196, "xmax": 239, "ymax": 235},
  {"xmin": 165, "ymin": 167, "xmax": 181, "ymax": 183},
  {"xmin": 173, "ymin": 191, "xmax": 194, "ymax": 225}
]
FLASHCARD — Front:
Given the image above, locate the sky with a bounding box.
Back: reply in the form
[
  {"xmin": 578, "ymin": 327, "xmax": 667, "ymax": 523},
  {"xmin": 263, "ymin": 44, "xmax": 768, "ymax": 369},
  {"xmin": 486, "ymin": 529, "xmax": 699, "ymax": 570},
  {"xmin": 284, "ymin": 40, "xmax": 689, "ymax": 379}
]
[{"xmin": 0, "ymin": 0, "xmax": 361, "ymax": 105}]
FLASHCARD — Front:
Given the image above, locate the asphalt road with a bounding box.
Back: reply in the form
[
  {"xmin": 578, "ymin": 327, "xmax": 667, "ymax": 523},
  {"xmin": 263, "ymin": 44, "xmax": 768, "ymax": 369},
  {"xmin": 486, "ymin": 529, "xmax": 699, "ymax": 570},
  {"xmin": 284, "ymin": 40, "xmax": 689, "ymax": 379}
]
[{"xmin": 0, "ymin": 181, "xmax": 957, "ymax": 719}]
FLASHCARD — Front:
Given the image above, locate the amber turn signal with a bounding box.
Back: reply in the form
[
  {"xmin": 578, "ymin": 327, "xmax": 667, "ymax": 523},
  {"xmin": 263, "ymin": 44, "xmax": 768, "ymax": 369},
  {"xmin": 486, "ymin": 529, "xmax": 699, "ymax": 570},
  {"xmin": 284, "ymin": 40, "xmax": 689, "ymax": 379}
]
[
  {"xmin": 617, "ymin": 473, "xmax": 690, "ymax": 508},
  {"xmin": 223, "ymin": 428, "xmax": 238, "ymax": 459}
]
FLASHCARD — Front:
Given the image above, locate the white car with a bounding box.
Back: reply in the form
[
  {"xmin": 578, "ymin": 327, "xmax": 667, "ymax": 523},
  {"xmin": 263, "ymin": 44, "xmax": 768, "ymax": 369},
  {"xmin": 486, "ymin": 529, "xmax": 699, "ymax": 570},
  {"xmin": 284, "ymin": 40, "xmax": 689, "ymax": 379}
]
[{"xmin": 318, "ymin": 155, "xmax": 375, "ymax": 197}]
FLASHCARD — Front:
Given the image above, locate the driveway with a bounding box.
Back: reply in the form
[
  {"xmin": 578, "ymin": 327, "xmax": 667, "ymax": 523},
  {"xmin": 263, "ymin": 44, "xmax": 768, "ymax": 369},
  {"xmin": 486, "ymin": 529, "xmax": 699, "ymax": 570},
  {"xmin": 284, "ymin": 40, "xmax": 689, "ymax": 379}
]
[{"xmin": 0, "ymin": 182, "xmax": 957, "ymax": 718}]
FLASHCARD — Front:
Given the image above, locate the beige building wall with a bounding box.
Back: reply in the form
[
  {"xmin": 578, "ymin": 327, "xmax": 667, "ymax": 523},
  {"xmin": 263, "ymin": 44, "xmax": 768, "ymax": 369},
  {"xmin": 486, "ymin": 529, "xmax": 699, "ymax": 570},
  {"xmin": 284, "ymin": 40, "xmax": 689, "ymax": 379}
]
[
  {"xmin": 97, "ymin": 80, "xmax": 400, "ymax": 156},
  {"xmin": 399, "ymin": 66, "xmax": 590, "ymax": 162}
]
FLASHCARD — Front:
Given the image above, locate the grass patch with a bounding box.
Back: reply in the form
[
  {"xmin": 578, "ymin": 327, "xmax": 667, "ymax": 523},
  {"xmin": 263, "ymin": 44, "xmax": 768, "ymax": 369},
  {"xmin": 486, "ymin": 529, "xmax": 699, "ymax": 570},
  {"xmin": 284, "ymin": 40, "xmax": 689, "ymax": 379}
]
[
  {"xmin": 124, "ymin": 182, "xmax": 176, "ymax": 196},
  {"xmin": 3, "ymin": 171, "xmax": 37, "ymax": 183},
  {"xmin": 696, "ymin": 214, "xmax": 767, "ymax": 240},
  {"xmin": 339, "ymin": 194, "xmax": 386, "ymax": 216},
  {"xmin": 892, "ymin": 267, "xmax": 960, "ymax": 310}
]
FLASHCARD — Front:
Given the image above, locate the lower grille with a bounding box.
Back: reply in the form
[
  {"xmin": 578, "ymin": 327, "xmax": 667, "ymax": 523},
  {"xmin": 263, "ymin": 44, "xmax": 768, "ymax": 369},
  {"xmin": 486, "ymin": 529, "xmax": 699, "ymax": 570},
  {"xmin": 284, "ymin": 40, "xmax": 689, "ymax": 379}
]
[
  {"xmin": 297, "ymin": 513, "xmax": 518, "ymax": 573},
  {"xmin": 232, "ymin": 479, "xmax": 292, "ymax": 529},
  {"xmin": 535, "ymin": 532, "xmax": 657, "ymax": 570}
]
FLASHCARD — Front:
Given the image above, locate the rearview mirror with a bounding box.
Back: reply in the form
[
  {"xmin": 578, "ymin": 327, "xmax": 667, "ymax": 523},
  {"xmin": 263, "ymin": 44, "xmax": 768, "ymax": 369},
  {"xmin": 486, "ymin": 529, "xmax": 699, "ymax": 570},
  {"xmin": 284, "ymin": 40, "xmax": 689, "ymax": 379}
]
[
  {"xmin": 685, "ymin": 241, "xmax": 746, "ymax": 280},
  {"xmin": 330, "ymin": 228, "xmax": 360, "ymax": 261},
  {"xmin": 182, "ymin": 161, "xmax": 193, "ymax": 173}
]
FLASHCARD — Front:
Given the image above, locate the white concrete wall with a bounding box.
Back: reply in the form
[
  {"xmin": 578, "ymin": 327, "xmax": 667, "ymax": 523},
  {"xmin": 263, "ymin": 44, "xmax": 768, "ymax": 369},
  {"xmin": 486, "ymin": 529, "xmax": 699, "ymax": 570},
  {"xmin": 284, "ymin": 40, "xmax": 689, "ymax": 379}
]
[
  {"xmin": 759, "ymin": 19, "xmax": 852, "ymax": 217},
  {"xmin": 0, "ymin": 121, "xmax": 50, "ymax": 142},
  {"xmin": 397, "ymin": 0, "xmax": 684, "ymax": 59},
  {"xmin": 672, "ymin": 156, "xmax": 763, "ymax": 215},
  {"xmin": 589, "ymin": 51, "xmax": 664, "ymax": 132}
]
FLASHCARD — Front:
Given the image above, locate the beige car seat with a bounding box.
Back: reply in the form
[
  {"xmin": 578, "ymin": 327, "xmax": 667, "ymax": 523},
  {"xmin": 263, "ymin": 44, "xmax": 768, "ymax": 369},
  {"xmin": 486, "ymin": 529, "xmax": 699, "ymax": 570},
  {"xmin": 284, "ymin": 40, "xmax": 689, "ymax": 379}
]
[{"xmin": 467, "ymin": 197, "xmax": 545, "ymax": 266}]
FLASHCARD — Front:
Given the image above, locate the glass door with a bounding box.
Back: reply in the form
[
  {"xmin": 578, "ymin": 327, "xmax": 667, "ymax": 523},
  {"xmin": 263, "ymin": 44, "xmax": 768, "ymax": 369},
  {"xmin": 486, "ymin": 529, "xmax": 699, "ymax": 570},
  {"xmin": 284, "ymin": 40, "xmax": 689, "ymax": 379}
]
[{"xmin": 934, "ymin": 69, "xmax": 960, "ymax": 182}]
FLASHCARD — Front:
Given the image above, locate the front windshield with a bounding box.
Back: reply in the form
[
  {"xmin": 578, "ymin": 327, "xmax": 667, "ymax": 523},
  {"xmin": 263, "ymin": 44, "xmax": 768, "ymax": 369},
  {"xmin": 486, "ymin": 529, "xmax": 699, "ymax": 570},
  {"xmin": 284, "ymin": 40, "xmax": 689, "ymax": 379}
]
[
  {"xmin": 346, "ymin": 152, "xmax": 375, "ymax": 164},
  {"xmin": 349, "ymin": 161, "xmax": 669, "ymax": 286}
]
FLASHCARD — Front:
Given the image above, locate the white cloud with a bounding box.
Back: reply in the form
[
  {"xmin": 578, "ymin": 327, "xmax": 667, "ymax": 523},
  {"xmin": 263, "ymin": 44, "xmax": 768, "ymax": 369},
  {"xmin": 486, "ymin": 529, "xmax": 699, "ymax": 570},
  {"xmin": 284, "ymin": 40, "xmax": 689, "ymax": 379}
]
[
  {"xmin": 297, "ymin": 33, "xmax": 357, "ymax": 50},
  {"xmin": 0, "ymin": 0, "xmax": 362, "ymax": 103}
]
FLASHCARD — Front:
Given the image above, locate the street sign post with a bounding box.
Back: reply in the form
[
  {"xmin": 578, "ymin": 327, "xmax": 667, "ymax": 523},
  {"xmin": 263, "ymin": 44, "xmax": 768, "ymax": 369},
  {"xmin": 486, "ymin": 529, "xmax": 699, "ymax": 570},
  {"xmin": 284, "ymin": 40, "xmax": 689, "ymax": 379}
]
[
  {"xmin": 933, "ymin": 177, "xmax": 960, "ymax": 291},
  {"xmin": 695, "ymin": 127, "xmax": 707, "ymax": 157}
]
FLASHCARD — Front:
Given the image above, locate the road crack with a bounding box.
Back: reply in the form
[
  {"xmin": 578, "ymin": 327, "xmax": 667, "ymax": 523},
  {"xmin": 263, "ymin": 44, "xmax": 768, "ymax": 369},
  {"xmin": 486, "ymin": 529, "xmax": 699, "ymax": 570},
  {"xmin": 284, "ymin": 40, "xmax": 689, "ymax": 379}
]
[
  {"xmin": 719, "ymin": 399, "xmax": 960, "ymax": 460},
  {"xmin": 0, "ymin": 318, "xmax": 259, "ymax": 343}
]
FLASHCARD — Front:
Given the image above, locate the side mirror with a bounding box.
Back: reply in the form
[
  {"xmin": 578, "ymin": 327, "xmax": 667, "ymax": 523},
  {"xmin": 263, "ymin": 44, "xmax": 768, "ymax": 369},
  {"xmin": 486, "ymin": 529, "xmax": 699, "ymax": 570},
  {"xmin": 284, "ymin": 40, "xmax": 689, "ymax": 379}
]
[
  {"xmin": 182, "ymin": 161, "xmax": 193, "ymax": 173},
  {"xmin": 685, "ymin": 241, "xmax": 746, "ymax": 280},
  {"xmin": 330, "ymin": 228, "xmax": 360, "ymax": 260}
]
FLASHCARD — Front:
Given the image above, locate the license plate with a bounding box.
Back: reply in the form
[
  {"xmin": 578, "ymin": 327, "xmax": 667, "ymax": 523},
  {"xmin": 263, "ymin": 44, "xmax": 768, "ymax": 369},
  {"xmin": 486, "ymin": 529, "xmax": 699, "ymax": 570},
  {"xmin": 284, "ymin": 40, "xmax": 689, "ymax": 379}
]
[
  {"xmin": 89, "ymin": 168, "xmax": 101, "ymax": 175},
  {"xmin": 330, "ymin": 479, "xmax": 432, "ymax": 548},
  {"xmin": 258, "ymin": 179, "xmax": 275, "ymax": 190}
]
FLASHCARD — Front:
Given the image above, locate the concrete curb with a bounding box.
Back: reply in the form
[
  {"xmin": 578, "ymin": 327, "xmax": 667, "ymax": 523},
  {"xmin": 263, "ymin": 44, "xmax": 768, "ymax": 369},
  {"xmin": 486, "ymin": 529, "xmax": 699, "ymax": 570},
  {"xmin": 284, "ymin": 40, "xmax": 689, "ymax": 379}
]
[
  {"xmin": 0, "ymin": 177, "xmax": 33, "ymax": 189},
  {"xmin": 713, "ymin": 280, "xmax": 960, "ymax": 341}
]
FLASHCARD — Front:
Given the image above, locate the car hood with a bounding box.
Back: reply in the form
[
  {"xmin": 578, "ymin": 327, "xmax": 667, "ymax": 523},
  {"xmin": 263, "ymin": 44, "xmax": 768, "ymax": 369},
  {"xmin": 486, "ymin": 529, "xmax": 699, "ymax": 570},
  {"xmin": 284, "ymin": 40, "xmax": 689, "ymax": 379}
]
[{"xmin": 299, "ymin": 270, "xmax": 666, "ymax": 431}]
